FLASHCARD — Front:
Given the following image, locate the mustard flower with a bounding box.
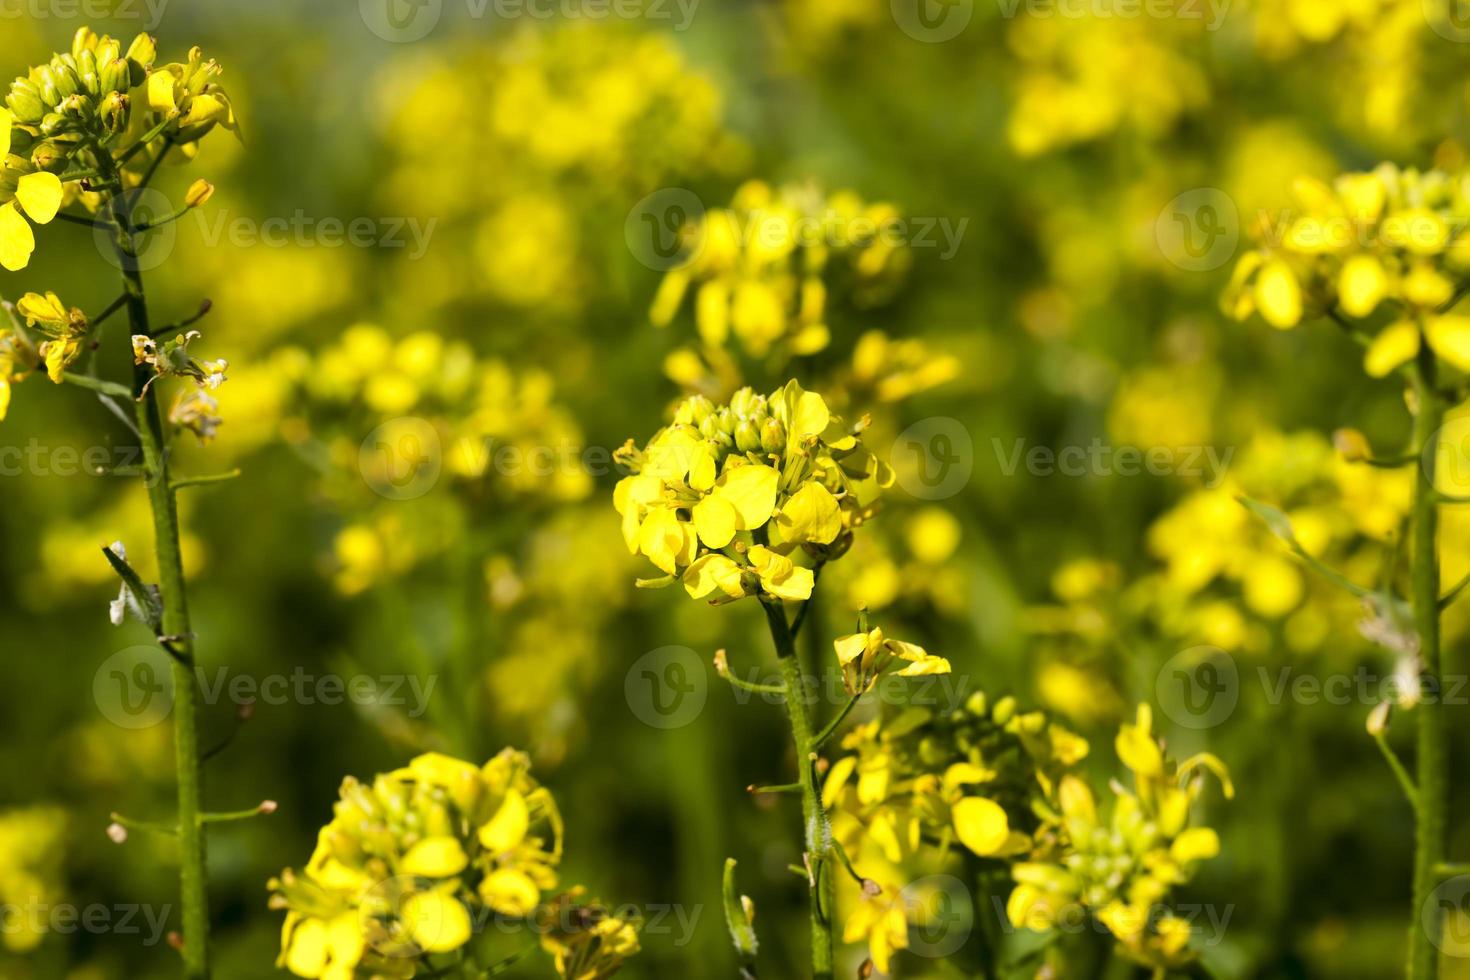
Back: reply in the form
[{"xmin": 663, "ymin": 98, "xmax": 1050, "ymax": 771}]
[
  {"xmin": 1, "ymin": 28, "xmax": 158, "ymax": 270},
  {"xmin": 1008, "ymin": 705, "xmax": 1232, "ymax": 971},
  {"xmin": 650, "ymin": 181, "xmax": 911, "ymax": 364},
  {"xmin": 536, "ymin": 891, "xmax": 642, "ymax": 980},
  {"xmin": 1224, "ymin": 164, "xmax": 1470, "ymax": 376},
  {"xmin": 133, "ymin": 330, "xmax": 228, "ymax": 392},
  {"xmin": 833, "ymin": 625, "xmax": 951, "ymax": 696},
  {"xmin": 613, "ymin": 379, "xmax": 891, "ymax": 602}
]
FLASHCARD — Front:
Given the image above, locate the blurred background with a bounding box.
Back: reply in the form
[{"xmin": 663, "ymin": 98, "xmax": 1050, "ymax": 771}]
[{"xmin": 3, "ymin": 0, "xmax": 1470, "ymax": 976}]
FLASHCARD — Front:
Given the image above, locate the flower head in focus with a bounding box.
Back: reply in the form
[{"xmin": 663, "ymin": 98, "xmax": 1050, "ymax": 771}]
[{"xmin": 613, "ymin": 379, "xmax": 892, "ymax": 602}]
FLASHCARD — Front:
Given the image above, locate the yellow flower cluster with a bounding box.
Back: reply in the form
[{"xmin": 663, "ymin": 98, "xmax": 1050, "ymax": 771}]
[
  {"xmin": 1006, "ymin": 17, "xmax": 1208, "ymax": 157},
  {"xmin": 377, "ymin": 24, "xmax": 740, "ymax": 313},
  {"xmin": 823, "ymin": 692, "xmax": 1089, "ymax": 971},
  {"xmin": 1009, "ymin": 705, "xmax": 1231, "ymax": 971},
  {"xmin": 0, "ymin": 806, "xmax": 66, "ymax": 954},
  {"xmin": 1, "ymin": 28, "xmax": 233, "ymax": 271},
  {"xmin": 271, "ymin": 751, "xmax": 638, "ymax": 979},
  {"xmin": 1225, "ymin": 164, "xmax": 1470, "ymax": 377},
  {"xmin": 613, "ymin": 380, "xmax": 891, "ymax": 602},
  {"xmin": 651, "ymin": 181, "xmax": 910, "ymax": 366}
]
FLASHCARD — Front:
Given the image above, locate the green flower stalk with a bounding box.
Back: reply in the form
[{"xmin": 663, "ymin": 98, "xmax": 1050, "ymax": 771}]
[
  {"xmin": 1226, "ymin": 163, "xmax": 1468, "ymax": 980},
  {"xmin": 1, "ymin": 27, "xmax": 240, "ymax": 979},
  {"xmin": 615, "ymin": 380, "xmax": 948, "ymax": 977}
]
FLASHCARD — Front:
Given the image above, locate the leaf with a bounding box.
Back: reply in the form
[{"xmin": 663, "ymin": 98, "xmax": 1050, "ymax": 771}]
[
  {"xmin": 1236, "ymin": 495, "xmax": 1370, "ymax": 599},
  {"xmin": 101, "ymin": 545, "xmax": 162, "ymax": 631}
]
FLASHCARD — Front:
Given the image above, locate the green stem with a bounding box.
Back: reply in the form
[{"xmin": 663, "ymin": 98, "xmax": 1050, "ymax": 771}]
[
  {"xmin": 761, "ymin": 600, "xmax": 834, "ymax": 980},
  {"xmin": 1409, "ymin": 347, "xmax": 1446, "ymax": 980},
  {"xmin": 102, "ymin": 155, "xmax": 211, "ymax": 979}
]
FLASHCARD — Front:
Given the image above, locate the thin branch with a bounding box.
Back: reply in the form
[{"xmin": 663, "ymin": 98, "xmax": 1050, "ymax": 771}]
[
  {"xmin": 171, "ymin": 469, "xmax": 242, "ymax": 492},
  {"xmin": 1372, "ymin": 730, "xmax": 1420, "ymax": 815},
  {"xmin": 812, "ymin": 691, "xmax": 863, "ymax": 751}
]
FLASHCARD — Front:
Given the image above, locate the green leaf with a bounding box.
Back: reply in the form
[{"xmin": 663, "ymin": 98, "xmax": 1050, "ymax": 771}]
[
  {"xmin": 1236, "ymin": 494, "xmax": 1370, "ymax": 598},
  {"xmin": 102, "ymin": 544, "xmax": 162, "ymax": 631}
]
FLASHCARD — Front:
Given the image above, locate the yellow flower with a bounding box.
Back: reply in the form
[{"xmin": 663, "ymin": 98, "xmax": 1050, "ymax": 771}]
[
  {"xmin": 748, "ymin": 544, "xmax": 813, "ymax": 600},
  {"xmin": 281, "ymin": 913, "xmax": 363, "ymax": 980},
  {"xmin": 0, "ymin": 173, "xmax": 63, "ymax": 271},
  {"xmin": 842, "ymin": 879, "xmax": 909, "ymax": 974},
  {"xmin": 833, "ymin": 625, "xmax": 951, "ymax": 695},
  {"xmin": 614, "ymin": 380, "xmax": 886, "ymax": 602}
]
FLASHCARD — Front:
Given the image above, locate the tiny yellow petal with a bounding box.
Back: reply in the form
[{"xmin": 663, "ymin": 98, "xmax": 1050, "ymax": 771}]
[
  {"xmin": 399, "ymin": 837, "xmax": 469, "ymax": 878},
  {"xmin": 0, "ymin": 203, "xmax": 36, "ymax": 271},
  {"xmin": 148, "ymin": 70, "xmax": 177, "ymax": 111},
  {"xmin": 1364, "ymin": 320, "xmax": 1420, "ymax": 378},
  {"xmin": 1254, "ymin": 260, "xmax": 1302, "ymax": 329},
  {"xmin": 1338, "ymin": 254, "xmax": 1386, "ymax": 318},
  {"xmin": 1427, "ymin": 316, "xmax": 1470, "ymax": 373},
  {"xmin": 401, "ymin": 891, "xmax": 472, "ymax": 953},
  {"xmin": 477, "ymin": 789, "xmax": 529, "ymax": 853},
  {"xmin": 953, "ymin": 796, "xmax": 1010, "ymax": 856}
]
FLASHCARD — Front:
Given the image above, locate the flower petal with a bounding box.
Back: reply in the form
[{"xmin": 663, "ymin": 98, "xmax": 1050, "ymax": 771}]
[
  {"xmin": 0, "ymin": 203, "xmax": 36, "ymax": 271},
  {"xmin": 15, "ymin": 172, "xmax": 62, "ymax": 225}
]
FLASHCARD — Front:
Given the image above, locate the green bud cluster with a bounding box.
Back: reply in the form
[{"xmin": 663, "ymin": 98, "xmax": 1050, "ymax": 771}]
[
  {"xmin": 6, "ymin": 29, "xmax": 155, "ymax": 146},
  {"xmin": 671, "ymin": 386, "xmax": 788, "ymax": 466}
]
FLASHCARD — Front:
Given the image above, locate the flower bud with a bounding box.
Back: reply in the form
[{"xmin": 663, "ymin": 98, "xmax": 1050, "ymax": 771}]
[
  {"xmin": 992, "ymin": 695, "xmax": 1016, "ymax": 725},
  {"xmin": 102, "ymin": 60, "xmax": 133, "ymax": 97},
  {"xmin": 730, "ymin": 386, "xmax": 760, "ymax": 419},
  {"xmin": 30, "ymin": 140, "xmax": 64, "ymax": 170},
  {"xmin": 735, "ymin": 419, "xmax": 762, "ymax": 453},
  {"xmin": 52, "ymin": 65, "xmax": 79, "ymax": 100},
  {"xmin": 676, "ymin": 394, "xmax": 713, "ymax": 427},
  {"xmin": 36, "ymin": 67, "xmax": 61, "ymax": 107},
  {"xmin": 127, "ymin": 33, "xmax": 157, "ymax": 69},
  {"xmin": 185, "ymin": 178, "xmax": 215, "ymax": 208},
  {"xmin": 6, "ymin": 82, "xmax": 45, "ymax": 124},
  {"xmin": 1333, "ymin": 427, "xmax": 1371, "ymax": 463},
  {"xmin": 77, "ymin": 48, "xmax": 100, "ymax": 96},
  {"xmin": 1367, "ymin": 701, "xmax": 1390, "ymax": 736},
  {"xmin": 760, "ymin": 417, "xmax": 785, "ymax": 454},
  {"xmin": 100, "ymin": 91, "xmax": 129, "ymax": 139}
]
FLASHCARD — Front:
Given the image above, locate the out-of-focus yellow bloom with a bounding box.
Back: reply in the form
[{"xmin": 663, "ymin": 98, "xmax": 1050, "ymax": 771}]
[
  {"xmin": 0, "ymin": 806, "xmax": 66, "ymax": 953},
  {"xmin": 1007, "ymin": 705, "xmax": 1230, "ymax": 971},
  {"xmin": 1225, "ymin": 164, "xmax": 1470, "ymax": 374},
  {"xmin": 377, "ymin": 24, "xmax": 742, "ymax": 314},
  {"xmin": 613, "ymin": 380, "xmax": 891, "ymax": 601},
  {"xmin": 1006, "ymin": 16, "xmax": 1208, "ymax": 157},
  {"xmin": 652, "ymin": 181, "xmax": 911, "ymax": 368},
  {"xmin": 537, "ymin": 890, "xmax": 642, "ymax": 980},
  {"xmin": 842, "ymin": 879, "xmax": 909, "ymax": 973}
]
